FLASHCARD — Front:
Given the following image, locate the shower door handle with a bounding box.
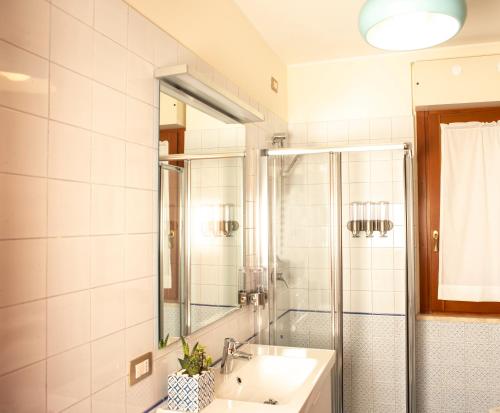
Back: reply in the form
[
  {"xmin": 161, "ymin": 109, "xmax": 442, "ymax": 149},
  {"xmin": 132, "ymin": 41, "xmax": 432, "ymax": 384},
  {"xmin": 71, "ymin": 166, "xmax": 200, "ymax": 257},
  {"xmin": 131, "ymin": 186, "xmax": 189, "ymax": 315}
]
[{"xmin": 432, "ymin": 230, "xmax": 439, "ymax": 252}]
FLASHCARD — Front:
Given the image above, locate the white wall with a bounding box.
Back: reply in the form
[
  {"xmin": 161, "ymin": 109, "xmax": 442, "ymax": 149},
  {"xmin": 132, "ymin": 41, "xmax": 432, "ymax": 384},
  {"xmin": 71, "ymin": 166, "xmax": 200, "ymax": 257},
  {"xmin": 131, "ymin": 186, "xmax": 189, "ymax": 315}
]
[
  {"xmin": 125, "ymin": 0, "xmax": 288, "ymax": 120},
  {"xmin": 288, "ymin": 41, "xmax": 500, "ymax": 122},
  {"xmin": 287, "ymin": 40, "xmax": 500, "ymax": 413},
  {"xmin": 0, "ymin": 1, "xmax": 282, "ymax": 412}
]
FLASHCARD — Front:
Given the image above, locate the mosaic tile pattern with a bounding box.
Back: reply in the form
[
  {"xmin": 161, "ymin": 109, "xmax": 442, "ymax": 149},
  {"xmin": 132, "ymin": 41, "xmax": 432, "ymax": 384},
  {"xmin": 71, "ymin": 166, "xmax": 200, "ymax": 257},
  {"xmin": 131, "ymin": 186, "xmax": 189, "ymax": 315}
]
[
  {"xmin": 416, "ymin": 319, "xmax": 500, "ymax": 413},
  {"xmin": 276, "ymin": 310, "xmax": 407, "ymax": 413},
  {"xmin": 344, "ymin": 313, "xmax": 406, "ymax": 413}
]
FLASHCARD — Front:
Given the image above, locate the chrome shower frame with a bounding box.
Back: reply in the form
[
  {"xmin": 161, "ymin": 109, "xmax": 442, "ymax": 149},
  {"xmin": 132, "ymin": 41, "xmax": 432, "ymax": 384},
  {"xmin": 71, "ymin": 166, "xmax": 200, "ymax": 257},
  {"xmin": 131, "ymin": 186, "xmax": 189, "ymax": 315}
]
[{"xmin": 259, "ymin": 143, "xmax": 416, "ymax": 413}]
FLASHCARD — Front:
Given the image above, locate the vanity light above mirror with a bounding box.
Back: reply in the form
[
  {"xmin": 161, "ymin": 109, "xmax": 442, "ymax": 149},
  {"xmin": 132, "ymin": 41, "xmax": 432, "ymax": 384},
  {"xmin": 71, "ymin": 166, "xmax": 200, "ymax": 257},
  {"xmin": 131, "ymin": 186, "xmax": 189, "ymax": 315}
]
[{"xmin": 155, "ymin": 64, "xmax": 265, "ymax": 124}]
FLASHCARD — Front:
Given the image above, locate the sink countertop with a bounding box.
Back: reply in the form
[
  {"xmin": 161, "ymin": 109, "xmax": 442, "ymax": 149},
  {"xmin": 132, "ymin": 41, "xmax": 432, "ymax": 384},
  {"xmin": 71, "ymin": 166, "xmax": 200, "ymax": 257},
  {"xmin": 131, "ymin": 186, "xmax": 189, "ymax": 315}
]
[{"xmin": 156, "ymin": 344, "xmax": 335, "ymax": 413}]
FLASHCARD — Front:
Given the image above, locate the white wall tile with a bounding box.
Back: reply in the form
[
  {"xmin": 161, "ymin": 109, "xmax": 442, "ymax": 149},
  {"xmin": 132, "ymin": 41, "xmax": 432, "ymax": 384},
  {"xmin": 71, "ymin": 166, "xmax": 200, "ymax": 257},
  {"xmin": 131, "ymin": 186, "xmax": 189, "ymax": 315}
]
[
  {"xmin": 50, "ymin": 63, "xmax": 92, "ymax": 128},
  {"xmin": 124, "ymin": 234, "xmax": 153, "ymax": 280},
  {"xmin": 154, "ymin": 29, "xmax": 178, "ymax": 67},
  {"xmin": 91, "ymin": 283, "xmax": 125, "ymax": 339},
  {"xmin": 349, "ymin": 162, "xmax": 370, "ymax": 183},
  {"xmin": 0, "ymin": 361, "xmax": 46, "ymax": 413},
  {"xmin": 351, "ymin": 290, "xmax": 372, "ymax": 313},
  {"xmin": 391, "ymin": 116, "xmax": 414, "ymax": 139},
  {"xmin": 64, "ymin": 398, "xmax": 91, "ymax": 413},
  {"xmin": 125, "ymin": 374, "xmax": 156, "ymax": 413},
  {"xmin": 52, "ymin": 0, "xmax": 94, "ymax": 25},
  {"xmin": 91, "ymin": 133, "xmax": 126, "ymax": 186},
  {"xmin": 127, "ymin": 9, "xmax": 155, "ymax": 63},
  {"xmin": 370, "ymin": 160, "xmax": 393, "ymax": 182},
  {"xmin": 94, "ymin": 0, "xmax": 128, "ymax": 46},
  {"xmin": 127, "ymin": 52, "xmax": 154, "ymax": 105},
  {"xmin": 372, "ymin": 291, "xmax": 395, "ymax": 313},
  {"xmin": 307, "ymin": 122, "xmax": 328, "ymax": 143},
  {"xmin": 370, "ymin": 118, "xmax": 392, "ymax": 141},
  {"xmin": 47, "ymin": 344, "xmax": 91, "ymax": 413},
  {"xmin": 125, "ymin": 189, "xmax": 152, "ymax": 233},
  {"xmin": 93, "ymin": 32, "xmax": 127, "ymax": 92},
  {"xmin": 0, "ymin": 40, "xmax": 49, "ymax": 116},
  {"xmin": 92, "ymin": 82, "xmax": 126, "ymax": 138},
  {"xmin": 0, "ymin": 0, "xmax": 50, "ymax": 57},
  {"xmin": 125, "ymin": 97, "xmax": 154, "ymax": 146},
  {"xmin": 92, "ymin": 378, "xmax": 126, "ymax": 413},
  {"xmin": 0, "ymin": 239, "xmax": 46, "ymax": 307},
  {"xmin": 0, "ymin": 300, "xmax": 46, "ymax": 376},
  {"xmin": 91, "ymin": 331, "xmax": 125, "ymax": 392},
  {"xmin": 48, "ymin": 180, "xmax": 90, "ymax": 236},
  {"xmin": 0, "ymin": 106, "xmax": 47, "ymax": 176},
  {"xmin": 50, "ymin": 7, "xmax": 93, "ymax": 76},
  {"xmin": 90, "ymin": 235, "xmax": 124, "ymax": 287},
  {"xmin": 125, "ymin": 319, "xmax": 154, "ymax": 361},
  {"xmin": 91, "ymin": 185, "xmax": 125, "ymax": 235},
  {"xmin": 125, "ymin": 277, "xmax": 154, "ymax": 327},
  {"xmin": 351, "ymin": 269, "xmax": 372, "ymax": 291},
  {"xmin": 48, "ymin": 237, "xmax": 90, "ymax": 296},
  {"xmin": 48, "ymin": 121, "xmax": 91, "ymax": 182},
  {"xmin": 372, "ymin": 269, "xmax": 394, "ymax": 292},
  {"xmin": 126, "ymin": 143, "xmax": 153, "ymax": 189},
  {"xmin": 351, "ymin": 248, "xmax": 372, "ymax": 270},
  {"xmin": 0, "ymin": 174, "xmax": 47, "ymax": 239},
  {"xmin": 348, "ymin": 119, "xmax": 370, "ymax": 141},
  {"xmin": 47, "ymin": 291, "xmax": 90, "ymax": 356}
]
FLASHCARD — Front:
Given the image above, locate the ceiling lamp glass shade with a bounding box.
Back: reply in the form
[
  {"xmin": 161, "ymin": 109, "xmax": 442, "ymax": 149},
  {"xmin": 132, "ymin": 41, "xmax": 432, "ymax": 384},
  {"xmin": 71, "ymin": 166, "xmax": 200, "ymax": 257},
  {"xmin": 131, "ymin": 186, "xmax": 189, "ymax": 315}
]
[{"xmin": 359, "ymin": 0, "xmax": 467, "ymax": 51}]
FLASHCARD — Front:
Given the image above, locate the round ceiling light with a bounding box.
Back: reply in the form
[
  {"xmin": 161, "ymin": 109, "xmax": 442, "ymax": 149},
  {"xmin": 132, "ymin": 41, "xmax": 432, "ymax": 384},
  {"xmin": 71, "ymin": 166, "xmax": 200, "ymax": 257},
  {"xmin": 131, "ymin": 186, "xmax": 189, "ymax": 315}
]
[{"xmin": 359, "ymin": 0, "xmax": 467, "ymax": 51}]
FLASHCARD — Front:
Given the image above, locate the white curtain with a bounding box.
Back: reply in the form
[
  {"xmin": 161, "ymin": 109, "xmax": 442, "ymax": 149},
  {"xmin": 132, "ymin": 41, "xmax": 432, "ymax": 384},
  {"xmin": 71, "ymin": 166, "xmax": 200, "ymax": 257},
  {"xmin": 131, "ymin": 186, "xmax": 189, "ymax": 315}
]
[{"xmin": 439, "ymin": 121, "xmax": 500, "ymax": 301}]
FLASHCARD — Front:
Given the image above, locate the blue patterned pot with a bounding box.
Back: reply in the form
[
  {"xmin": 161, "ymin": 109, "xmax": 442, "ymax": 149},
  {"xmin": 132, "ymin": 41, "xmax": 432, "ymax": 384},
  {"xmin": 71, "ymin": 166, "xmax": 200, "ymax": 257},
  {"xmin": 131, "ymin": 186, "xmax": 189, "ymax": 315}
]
[{"xmin": 167, "ymin": 369, "xmax": 215, "ymax": 412}]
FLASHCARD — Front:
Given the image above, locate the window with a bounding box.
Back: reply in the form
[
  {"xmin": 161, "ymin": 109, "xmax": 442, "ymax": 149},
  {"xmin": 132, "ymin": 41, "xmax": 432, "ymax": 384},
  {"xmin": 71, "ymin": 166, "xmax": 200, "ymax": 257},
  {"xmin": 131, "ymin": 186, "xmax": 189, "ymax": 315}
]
[{"xmin": 417, "ymin": 105, "xmax": 500, "ymax": 315}]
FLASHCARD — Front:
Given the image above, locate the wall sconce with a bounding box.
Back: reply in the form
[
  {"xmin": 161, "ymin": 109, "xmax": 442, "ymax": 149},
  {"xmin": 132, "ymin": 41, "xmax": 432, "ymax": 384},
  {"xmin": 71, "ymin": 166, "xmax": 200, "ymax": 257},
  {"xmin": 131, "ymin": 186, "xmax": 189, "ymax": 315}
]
[
  {"xmin": 202, "ymin": 204, "xmax": 239, "ymax": 237},
  {"xmin": 347, "ymin": 201, "xmax": 393, "ymax": 238}
]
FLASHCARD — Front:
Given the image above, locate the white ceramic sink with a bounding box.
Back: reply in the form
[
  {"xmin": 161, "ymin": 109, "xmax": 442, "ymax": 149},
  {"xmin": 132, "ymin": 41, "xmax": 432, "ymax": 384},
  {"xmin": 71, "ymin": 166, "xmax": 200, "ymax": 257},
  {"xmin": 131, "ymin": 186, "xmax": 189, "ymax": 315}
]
[
  {"xmin": 157, "ymin": 344, "xmax": 335, "ymax": 413},
  {"xmin": 215, "ymin": 353, "xmax": 317, "ymax": 403}
]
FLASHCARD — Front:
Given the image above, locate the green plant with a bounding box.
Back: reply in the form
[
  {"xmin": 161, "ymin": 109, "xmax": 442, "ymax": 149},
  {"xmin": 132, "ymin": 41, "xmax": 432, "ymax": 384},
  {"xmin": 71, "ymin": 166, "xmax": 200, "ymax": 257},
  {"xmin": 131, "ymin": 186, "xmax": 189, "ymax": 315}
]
[
  {"xmin": 159, "ymin": 333, "xmax": 170, "ymax": 349},
  {"xmin": 178, "ymin": 336, "xmax": 212, "ymax": 377}
]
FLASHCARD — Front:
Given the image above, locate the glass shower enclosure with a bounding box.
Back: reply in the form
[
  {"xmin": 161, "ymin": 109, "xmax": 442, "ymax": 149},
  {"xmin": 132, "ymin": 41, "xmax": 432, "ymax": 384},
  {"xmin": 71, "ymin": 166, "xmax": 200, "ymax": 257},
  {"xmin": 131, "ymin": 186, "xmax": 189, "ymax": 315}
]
[{"xmin": 259, "ymin": 143, "xmax": 416, "ymax": 413}]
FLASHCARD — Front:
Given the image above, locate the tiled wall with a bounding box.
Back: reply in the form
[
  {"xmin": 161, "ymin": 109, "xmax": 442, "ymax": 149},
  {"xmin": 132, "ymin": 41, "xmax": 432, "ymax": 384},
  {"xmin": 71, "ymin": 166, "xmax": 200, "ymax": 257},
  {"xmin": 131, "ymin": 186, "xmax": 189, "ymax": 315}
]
[
  {"xmin": 416, "ymin": 319, "xmax": 500, "ymax": 413},
  {"xmin": 279, "ymin": 117, "xmax": 413, "ymax": 413},
  {"xmin": 185, "ymin": 127, "xmax": 245, "ymax": 310},
  {"xmin": 287, "ymin": 115, "xmax": 413, "ymax": 316},
  {"xmin": 190, "ymin": 158, "xmax": 243, "ymax": 307},
  {"xmin": 0, "ymin": 1, "xmax": 284, "ymax": 412}
]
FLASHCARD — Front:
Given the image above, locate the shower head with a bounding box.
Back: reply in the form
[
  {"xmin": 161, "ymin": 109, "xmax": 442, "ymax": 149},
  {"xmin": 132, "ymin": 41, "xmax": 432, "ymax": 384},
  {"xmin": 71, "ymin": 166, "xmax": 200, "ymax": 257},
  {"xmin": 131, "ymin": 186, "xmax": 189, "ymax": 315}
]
[{"xmin": 272, "ymin": 133, "xmax": 287, "ymax": 147}]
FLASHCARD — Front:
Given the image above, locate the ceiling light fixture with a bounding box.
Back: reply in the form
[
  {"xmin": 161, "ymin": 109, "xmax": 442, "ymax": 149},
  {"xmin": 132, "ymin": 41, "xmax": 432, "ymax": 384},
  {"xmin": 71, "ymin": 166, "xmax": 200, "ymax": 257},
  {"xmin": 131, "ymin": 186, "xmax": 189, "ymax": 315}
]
[{"xmin": 359, "ymin": 0, "xmax": 467, "ymax": 51}]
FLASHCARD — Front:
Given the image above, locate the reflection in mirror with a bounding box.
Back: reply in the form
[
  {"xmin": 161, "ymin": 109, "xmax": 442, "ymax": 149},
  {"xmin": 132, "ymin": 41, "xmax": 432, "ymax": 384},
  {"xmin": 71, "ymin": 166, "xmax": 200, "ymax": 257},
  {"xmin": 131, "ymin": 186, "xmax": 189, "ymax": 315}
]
[{"xmin": 158, "ymin": 91, "xmax": 245, "ymax": 347}]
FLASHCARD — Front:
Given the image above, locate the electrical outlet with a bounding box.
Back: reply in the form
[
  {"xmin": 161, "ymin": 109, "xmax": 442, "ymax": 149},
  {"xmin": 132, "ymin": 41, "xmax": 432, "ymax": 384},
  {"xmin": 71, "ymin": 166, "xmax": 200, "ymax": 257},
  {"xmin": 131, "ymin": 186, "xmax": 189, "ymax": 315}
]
[
  {"xmin": 271, "ymin": 77, "xmax": 279, "ymax": 93},
  {"xmin": 129, "ymin": 352, "xmax": 152, "ymax": 385}
]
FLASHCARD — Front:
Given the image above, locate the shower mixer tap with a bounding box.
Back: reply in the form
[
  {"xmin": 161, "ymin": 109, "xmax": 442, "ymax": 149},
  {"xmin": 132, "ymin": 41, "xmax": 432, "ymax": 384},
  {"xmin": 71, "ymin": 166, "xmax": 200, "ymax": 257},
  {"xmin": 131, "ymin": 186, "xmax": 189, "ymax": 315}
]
[{"xmin": 275, "ymin": 272, "xmax": 289, "ymax": 288}]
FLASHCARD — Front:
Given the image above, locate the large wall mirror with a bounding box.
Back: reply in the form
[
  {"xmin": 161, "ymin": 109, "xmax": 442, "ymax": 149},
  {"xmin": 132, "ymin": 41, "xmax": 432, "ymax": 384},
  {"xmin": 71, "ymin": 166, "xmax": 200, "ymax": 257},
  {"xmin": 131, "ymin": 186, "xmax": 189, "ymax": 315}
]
[{"xmin": 156, "ymin": 65, "xmax": 259, "ymax": 347}]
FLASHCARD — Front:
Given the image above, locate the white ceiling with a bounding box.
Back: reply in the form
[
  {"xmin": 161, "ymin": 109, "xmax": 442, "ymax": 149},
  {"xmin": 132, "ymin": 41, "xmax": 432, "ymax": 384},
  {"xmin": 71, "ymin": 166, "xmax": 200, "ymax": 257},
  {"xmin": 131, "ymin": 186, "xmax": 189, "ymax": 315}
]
[{"xmin": 233, "ymin": 0, "xmax": 500, "ymax": 64}]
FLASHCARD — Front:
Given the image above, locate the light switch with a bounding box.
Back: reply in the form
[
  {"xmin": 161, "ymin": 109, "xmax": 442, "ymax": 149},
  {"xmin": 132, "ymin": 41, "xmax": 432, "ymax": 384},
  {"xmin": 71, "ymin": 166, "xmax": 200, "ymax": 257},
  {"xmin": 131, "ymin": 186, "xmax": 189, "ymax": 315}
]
[{"xmin": 129, "ymin": 352, "xmax": 153, "ymax": 385}]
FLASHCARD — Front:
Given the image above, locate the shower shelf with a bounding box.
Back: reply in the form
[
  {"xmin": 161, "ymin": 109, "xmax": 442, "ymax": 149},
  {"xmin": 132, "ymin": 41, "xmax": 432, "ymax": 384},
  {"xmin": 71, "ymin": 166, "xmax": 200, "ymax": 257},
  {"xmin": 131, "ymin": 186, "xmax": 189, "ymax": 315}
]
[{"xmin": 347, "ymin": 219, "xmax": 394, "ymax": 238}]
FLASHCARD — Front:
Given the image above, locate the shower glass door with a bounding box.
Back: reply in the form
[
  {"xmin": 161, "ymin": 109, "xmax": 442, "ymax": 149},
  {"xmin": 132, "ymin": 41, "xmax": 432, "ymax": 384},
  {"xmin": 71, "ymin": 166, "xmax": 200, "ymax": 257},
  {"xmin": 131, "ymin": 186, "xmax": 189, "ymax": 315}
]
[
  {"xmin": 265, "ymin": 151, "xmax": 343, "ymax": 412},
  {"xmin": 263, "ymin": 144, "xmax": 414, "ymax": 413},
  {"xmin": 269, "ymin": 152, "xmax": 335, "ymax": 349}
]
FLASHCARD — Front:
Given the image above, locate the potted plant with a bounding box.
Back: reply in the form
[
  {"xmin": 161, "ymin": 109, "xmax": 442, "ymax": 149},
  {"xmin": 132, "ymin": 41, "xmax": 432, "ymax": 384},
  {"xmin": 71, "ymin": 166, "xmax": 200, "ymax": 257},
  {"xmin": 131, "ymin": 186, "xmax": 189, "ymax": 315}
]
[{"xmin": 167, "ymin": 337, "xmax": 215, "ymax": 412}]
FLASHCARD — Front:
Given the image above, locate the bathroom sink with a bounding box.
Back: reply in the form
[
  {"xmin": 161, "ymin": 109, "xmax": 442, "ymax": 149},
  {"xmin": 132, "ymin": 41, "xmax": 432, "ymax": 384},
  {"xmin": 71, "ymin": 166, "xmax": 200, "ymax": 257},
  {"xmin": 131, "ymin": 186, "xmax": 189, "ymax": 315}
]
[
  {"xmin": 215, "ymin": 353, "xmax": 318, "ymax": 403},
  {"xmin": 157, "ymin": 344, "xmax": 334, "ymax": 413}
]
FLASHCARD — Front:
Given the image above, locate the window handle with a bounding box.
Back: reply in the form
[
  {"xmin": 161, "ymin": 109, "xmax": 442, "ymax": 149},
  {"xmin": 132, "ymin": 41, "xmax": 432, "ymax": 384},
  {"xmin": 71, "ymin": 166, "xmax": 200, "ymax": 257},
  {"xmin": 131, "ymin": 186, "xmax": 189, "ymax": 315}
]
[{"xmin": 432, "ymin": 230, "xmax": 439, "ymax": 252}]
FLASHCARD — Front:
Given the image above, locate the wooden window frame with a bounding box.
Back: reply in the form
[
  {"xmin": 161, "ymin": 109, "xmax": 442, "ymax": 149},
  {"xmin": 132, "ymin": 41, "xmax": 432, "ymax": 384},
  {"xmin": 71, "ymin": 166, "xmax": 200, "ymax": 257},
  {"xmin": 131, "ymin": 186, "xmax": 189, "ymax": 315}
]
[
  {"xmin": 417, "ymin": 105, "xmax": 500, "ymax": 316},
  {"xmin": 159, "ymin": 127, "xmax": 185, "ymax": 303}
]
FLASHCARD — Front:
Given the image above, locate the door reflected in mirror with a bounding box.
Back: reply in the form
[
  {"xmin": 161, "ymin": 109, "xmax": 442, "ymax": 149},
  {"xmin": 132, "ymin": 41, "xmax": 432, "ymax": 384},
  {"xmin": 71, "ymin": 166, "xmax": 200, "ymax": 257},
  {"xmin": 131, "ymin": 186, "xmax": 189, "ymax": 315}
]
[{"xmin": 158, "ymin": 91, "xmax": 245, "ymax": 347}]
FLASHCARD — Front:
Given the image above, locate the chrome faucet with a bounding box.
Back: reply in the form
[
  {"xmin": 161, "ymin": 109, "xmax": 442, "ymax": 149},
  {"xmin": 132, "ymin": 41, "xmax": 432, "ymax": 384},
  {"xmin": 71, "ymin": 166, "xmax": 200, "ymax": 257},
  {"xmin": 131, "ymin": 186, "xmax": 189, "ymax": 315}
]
[{"xmin": 220, "ymin": 337, "xmax": 252, "ymax": 374}]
